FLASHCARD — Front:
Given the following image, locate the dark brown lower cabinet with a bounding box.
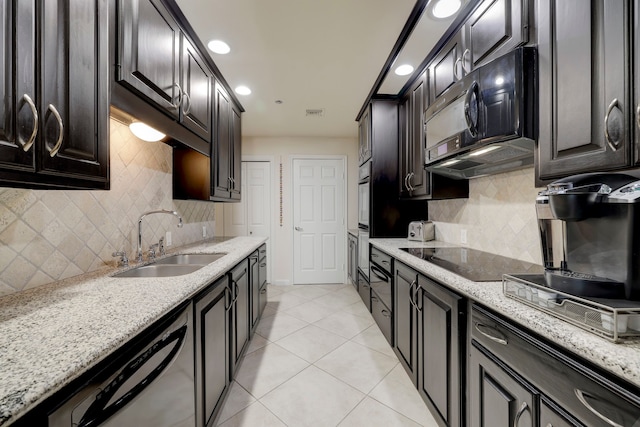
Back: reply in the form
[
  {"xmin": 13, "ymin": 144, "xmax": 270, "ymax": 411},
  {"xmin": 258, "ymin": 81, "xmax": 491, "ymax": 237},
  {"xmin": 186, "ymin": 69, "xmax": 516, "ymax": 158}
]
[
  {"xmin": 469, "ymin": 343, "xmax": 536, "ymax": 427},
  {"xmin": 539, "ymin": 398, "xmax": 579, "ymax": 427},
  {"xmin": 195, "ymin": 276, "xmax": 230, "ymax": 427},
  {"xmin": 358, "ymin": 271, "xmax": 371, "ymax": 312},
  {"xmin": 230, "ymin": 259, "xmax": 249, "ymax": 378},
  {"xmin": 249, "ymin": 251, "xmax": 260, "ymax": 334},
  {"xmin": 394, "ymin": 261, "xmax": 465, "ymax": 426}
]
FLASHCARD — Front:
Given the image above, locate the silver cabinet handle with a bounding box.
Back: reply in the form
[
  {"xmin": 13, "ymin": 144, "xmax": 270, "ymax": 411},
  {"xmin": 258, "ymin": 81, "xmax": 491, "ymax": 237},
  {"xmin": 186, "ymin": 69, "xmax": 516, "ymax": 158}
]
[
  {"xmin": 408, "ymin": 172, "xmax": 415, "ymax": 191},
  {"xmin": 260, "ymin": 263, "xmax": 266, "ymax": 267},
  {"xmin": 404, "ymin": 173, "xmax": 410, "ymax": 191},
  {"xmin": 20, "ymin": 94, "xmax": 38, "ymax": 152},
  {"xmin": 636, "ymin": 104, "xmax": 640, "ymax": 130},
  {"xmin": 574, "ymin": 389, "xmax": 623, "ymax": 427},
  {"xmin": 461, "ymin": 48, "xmax": 471, "ymax": 74},
  {"xmin": 604, "ymin": 98, "xmax": 621, "ymax": 151},
  {"xmin": 454, "ymin": 56, "xmax": 462, "ymax": 80},
  {"xmin": 172, "ymin": 83, "xmax": 183, "ymax": 110},
  {"xmin": 414, "ymin": 284, "xmax": 423, "ymax": 312},
  {"xmin": 294, "ymin": 226, "xmax": 303, "ymax": 231},
  {"xmin": 47, "ymin": 104, "xmax": 64, "ymax": 157},
  {"xmin": 474, "ymin": 323, "xmax": 508, "ymax": 345},
  {"xmin": 408, "ymin": 279, "xmax": 418, "ymax": 310},
  {"xmin": 183, "ymin": 91, "xmax": 192, "ymax": 115},
  {"xmin": 260, "ymin": 288, "xmax": 267, "ymax": 294},
  {"xmin": 513, "ymin": 401, "xmax": 528, "ymax": 427},
  {"xmin": 224, "ymin": 286, "xmax": 232, "ymax": 311},
  {"xmin": 381, "ymin": 309, "xmax": 391, "ymax": 318}
]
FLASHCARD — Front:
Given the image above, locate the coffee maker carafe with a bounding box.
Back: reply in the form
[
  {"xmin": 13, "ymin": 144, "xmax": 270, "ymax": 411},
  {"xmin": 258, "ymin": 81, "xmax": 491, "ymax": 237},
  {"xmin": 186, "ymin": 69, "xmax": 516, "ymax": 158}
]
[{"xmin": 537, "ymin": 171, "xmax": 640, "ymax": 301}]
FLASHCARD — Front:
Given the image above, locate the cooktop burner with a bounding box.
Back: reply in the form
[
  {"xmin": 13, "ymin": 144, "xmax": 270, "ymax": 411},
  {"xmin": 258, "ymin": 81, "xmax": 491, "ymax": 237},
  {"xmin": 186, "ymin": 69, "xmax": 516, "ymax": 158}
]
[{"xmin": 399, "ymin": 247, "xmax": 543, "ymax": 282}]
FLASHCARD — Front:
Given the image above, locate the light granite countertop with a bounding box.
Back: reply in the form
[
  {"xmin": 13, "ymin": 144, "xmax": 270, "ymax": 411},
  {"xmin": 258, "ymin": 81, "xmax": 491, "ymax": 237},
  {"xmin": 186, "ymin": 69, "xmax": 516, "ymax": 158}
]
[
  {"xmin": 370, "ymin": 238, "xmax": 640, "ymax": 390},
  {"xmin": 0, "ymin": 236, "xmax": 267, "ymax": 427}
]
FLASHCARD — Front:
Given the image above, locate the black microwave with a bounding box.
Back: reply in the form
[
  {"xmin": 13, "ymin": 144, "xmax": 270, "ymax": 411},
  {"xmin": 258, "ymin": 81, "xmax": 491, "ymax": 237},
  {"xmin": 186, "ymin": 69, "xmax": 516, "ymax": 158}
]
[{"xmin": 424, "ymin": 47, "xmax": 537, "ymax": 179}]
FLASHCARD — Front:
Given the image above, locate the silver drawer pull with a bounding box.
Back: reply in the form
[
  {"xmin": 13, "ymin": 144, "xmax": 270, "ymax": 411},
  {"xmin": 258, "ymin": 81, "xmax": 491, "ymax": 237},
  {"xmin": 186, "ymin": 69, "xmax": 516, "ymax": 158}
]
[
  {"xmin": 371, "ymin": 296, "xmax": 379, "ymax": 302},
  {"xmin": 574, "ymin": 389, "xmax": 623, "ymax": 427},
  {"xmin": 636, "ymin": 104, "xmax": 640, "ymax": 129},
  {"xmin": 474, "ymin": 323, "xmax": 508, "ymax": 345},
  {"xmin": 20, "ymin": 94, "xmax": 38, "ymax": 152},
  {"xmin": 381, "ymin": 260, "xmax": 389, "ymax": 265},
  {"xmin": 260, "ymin": 288, "xmax": 267, "ymax": 294},
  {"xmin": 47, "ymin": 104, "xmax": 64, "ymax": 157},
  {"xmin": 513, "ymin": 401, "xmax": 528, "ymax": 427},
  {"xmin": 260, "ymin": 263, "xmax": 266, "ymax": 267},
  {"xmin": 381, "ymin": 309, "xmax": 391, "ymax": 318}
]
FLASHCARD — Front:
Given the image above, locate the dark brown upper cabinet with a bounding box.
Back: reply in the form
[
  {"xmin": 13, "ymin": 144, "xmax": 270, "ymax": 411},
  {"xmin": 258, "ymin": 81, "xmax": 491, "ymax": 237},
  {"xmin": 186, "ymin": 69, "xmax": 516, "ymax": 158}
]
[
  {"xmin": 211, "ymin": 82, "xmax": 242, "ymax": 201},
  {"xmin": 0, "ymin": 0, "xmax": 109, "ymax": 190},
  {"xmin": 358, "ymin": 106, "xmax": 372, "ymax": 165},
  {"xmin": 428, "ymin": 30, "xmax": 465, "ymax": 104},
  {"xmin": 116, "ymin": 0, "xmax": 214, "ymax": 147},
  {"xmin": 536, "ymin": 0, "xmax": 631, "ymax": 182}
]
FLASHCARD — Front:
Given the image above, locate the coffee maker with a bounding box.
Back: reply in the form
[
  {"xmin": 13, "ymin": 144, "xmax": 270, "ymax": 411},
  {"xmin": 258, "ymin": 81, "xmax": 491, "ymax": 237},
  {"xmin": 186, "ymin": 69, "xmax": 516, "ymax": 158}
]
[{"xmin": 537, "ymin": 171, "xmax": 640, "ymax": 301}]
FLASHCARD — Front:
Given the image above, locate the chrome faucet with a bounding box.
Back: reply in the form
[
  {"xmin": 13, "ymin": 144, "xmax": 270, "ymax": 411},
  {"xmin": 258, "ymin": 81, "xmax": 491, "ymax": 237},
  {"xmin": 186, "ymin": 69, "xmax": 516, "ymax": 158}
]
[{"xmin": 137, "ymin": 210, "xmax": 183, "ymax": 262}]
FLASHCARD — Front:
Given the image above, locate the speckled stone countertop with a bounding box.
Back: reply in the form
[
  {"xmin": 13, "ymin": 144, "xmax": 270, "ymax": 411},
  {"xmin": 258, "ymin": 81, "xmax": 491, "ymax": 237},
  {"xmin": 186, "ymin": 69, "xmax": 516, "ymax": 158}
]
[
  {"xmin": 370, "ymin": 238, "xmax": 640, "ymax": 390},
  {"xmin": 0, "ymin": 236, "xmax": 267, "ymax": 426}
]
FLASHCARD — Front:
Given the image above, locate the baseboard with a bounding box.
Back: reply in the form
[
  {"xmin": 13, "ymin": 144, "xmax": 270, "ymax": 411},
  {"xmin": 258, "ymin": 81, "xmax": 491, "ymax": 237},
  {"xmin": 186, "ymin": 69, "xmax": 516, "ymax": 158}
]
[{"xmin": 270, "ymin": 280, "xmax": 291, "ymax": 286}]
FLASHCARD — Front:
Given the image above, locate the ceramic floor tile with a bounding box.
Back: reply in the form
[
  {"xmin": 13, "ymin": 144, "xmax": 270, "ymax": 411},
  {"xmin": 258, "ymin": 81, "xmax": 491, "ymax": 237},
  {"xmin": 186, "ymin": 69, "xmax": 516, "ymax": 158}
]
[
  {"xmin": 313, "ymin": 310, "xmax": 375, "ymax": 339},
  {"xmin": 254, "ymin": 312, "xmax": 309, "ymax": 341},
  {"xmin": 245, "ymin": 333, "xmax": 270, "ymax": 355},
  {"xmin": 260, "ymin": 365, "xmax": 365, "ymax": 427},
  {"xmin": 286, "ymin": 285, "xmax": 335, "ymax": 300},
  {"xmin": 305, "ymin": 283, "xmax": 352, "ymax": 292},
  {"xmin": 351, "ymin": 324, "xmax": 398, "ymax": 359},
  {"xmin": 338, "ymin": 396, "xmax": 422, "ymax": 427},
  {"xmin": 216, "ymin": 382, "xmax": 257, "ymax": 424},
  {"xmin": 217, "ymin": 402, "xmax": 286, "ymax": 427},
  {"xmin": 315, "ymin": 341, "xmax": 398, "ymax": 393},
  {"xmin": 266, "ymin": 292, "xmax": 311, "ymax": 311},
  {"xmin": 234, "ymin": 343, "xmax": 309, "ymax": 399},
  {"xmin": 275, "ymin": 324, "xmax": 348, "ymax": 363},
  {"xmin": 313, "ymin": 290, "xmax": 362, "ymax": 309},
  {"xmin": 260, "ymin": 305, "xmax": 278, "ymax": 319},
  {"xmin": 342, "ymin": 300, "xmax": 375, "ymax": 319},
  {"xmin": 369, "ymin": 365, "xmax": 437, "ymax": 426},
  {"xmin": 284, "ymin": 300, "xmax": 341, "ymax": 323}
]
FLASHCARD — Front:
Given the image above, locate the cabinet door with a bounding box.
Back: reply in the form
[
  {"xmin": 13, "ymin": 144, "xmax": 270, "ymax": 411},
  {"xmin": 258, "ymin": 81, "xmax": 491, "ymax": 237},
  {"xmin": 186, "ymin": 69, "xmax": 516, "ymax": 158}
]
[
  {"xmin": 539, "ymin": 399, "xmax": 581, "ymax": 427},
  {"xmin": 407, "ymin": 73, "xmax": 429, "ymax": 198},
  {"xmin": 359, "ymin": 106, "xmax": 371, "ymax": 165},
  {"xmin": 537, "ymin": 0, "xmax": 631, "ymax": 181},
  {"xmin": 117, "ymin": 0, "xmax": 181, "ymax": 117},
  {"xmin": 428, "ymin": 30, "xmax": 465, "ymax": 102},
  {"xmin": 181, "ymin": 36, "xmax": 212, "ymax": 142},
  {"xmin": 465, "ymin": 0, "xmax": 528, "ymax": 69},
  {"xmin": 469, "ymin": 344, "xmax": 536, "ymax": 427},
  {"xmin": 636, "ymin": 0, "xmax": 640, "ymax": 165},
  {"xmin": 358, "ymin": 271, "xmax": 371, "ymax": 312},
  {"xmin": 249, "ymin": 253, "xmax": 260, "ymax": 333},
  {"xmin": 40, "ymin": 0, "xmax": 109, "ymax": 183},
  {"xmin": 394, "ymin": 262, "xmax": 418, "ymax": 384},
  {"xmin": 0, "ymin": 0, "xmax": 36, "ymax": 172},
  {"xmin": 195, "ymin": 277, "xmax": 230, "ymax": 427},
  {"xmin": 417, "ymin": 275, "xmax": 463, "ymax": 427},
  {"xmin": 230, "ymin": 103, "xmax": 242, "ymax": 200},
  {"xmin": 370, "ymin": 290, "xmax": 392, "ymax": 345},
  {"xmin": 212, "ymin": 82, "xmax": 232, "ymax": 199},
  {"xmin": 230, "ymin": 260, "xmax": 249, "ymax": 376}
]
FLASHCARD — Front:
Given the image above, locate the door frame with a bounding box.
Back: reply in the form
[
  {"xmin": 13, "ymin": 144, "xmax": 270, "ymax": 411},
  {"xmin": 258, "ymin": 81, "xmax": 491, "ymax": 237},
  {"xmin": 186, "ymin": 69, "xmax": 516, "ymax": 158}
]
[
  {"xmin": 242, "ymin": 155, "xmax": 275, "ymax": 284},
  {"xmin": 290, "ymin": 155, "xmax": 348, "ymax": 285}
]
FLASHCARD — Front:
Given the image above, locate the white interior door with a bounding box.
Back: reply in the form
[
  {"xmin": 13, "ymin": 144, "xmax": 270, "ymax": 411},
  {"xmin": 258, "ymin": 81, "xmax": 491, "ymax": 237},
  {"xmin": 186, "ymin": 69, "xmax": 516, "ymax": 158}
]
[
  {"xmin": 293, "ymin": 158, "xmax": 346, "ymax": 284},
  {"xmin": 223, "ymin": 161, "xmax": 272, "ymax": 282}
]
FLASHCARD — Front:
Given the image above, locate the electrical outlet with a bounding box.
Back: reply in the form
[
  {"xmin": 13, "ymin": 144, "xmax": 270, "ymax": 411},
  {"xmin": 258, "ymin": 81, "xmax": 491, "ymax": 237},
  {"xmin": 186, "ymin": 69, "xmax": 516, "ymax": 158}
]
[
  {"xmin": 460, "ymin": 229, "xmax": 468, "ymax": 245},
  {"xmin": 165, "ymin": 231, "xmax": 172, "ymax": 246},
  {"xmin": 202, "ymin": 226, "xmax": 207, "ymax": 238}
]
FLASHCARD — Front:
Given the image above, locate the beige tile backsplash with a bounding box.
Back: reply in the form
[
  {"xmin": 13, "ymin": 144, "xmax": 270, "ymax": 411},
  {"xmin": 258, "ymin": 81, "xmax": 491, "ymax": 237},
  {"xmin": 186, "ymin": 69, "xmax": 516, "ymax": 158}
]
[
  {"xmin": 428, "ymin": 168, "xmax": 544, "ymax": 264},
  {"xmin": 0, "ymin": 119, "xmax": 216, "ymax": 296}
]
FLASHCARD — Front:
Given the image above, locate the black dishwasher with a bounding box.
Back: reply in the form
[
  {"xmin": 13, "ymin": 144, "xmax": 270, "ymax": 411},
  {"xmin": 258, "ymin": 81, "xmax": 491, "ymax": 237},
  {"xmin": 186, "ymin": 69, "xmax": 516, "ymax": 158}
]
[
  {"xmin": 370, "ymin": 246, "xmax": 393, "ymax": 344},
  {"xmin": 49, "ymin": 302, "xmax": 195, "ymax": 427}
]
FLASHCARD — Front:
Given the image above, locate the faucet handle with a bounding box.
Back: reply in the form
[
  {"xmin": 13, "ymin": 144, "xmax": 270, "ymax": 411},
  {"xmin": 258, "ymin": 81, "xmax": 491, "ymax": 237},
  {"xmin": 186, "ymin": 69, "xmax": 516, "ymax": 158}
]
[
  {"xmin": 112, "ymin": 251, "xmax": 129, "ymax": 267},
  {"xmin": 159, "ymin": 237, "xmax": 165, "ymax": 256}
]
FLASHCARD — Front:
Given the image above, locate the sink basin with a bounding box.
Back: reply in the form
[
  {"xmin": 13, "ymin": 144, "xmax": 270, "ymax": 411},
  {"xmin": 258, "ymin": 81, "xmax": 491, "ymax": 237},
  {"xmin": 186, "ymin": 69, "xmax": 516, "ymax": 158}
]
[
  {"xmin": 113, "ymin": 264, "xmax": 205, "ymax": 278},
  {"xmin": 113, "ymin": 253, "xmax": 227, "ymax": 278},
  {"xmin": 156, "ymin": 253, "xmax": 227, "ymax": 265}
]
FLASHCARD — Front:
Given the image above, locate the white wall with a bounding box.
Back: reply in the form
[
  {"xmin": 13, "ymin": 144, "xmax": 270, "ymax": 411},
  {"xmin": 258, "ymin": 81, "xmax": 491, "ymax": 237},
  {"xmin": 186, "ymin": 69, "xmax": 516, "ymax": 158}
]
[{"xmin": 216, "ymin": 135, "xmax": 359, "ymax": 285}]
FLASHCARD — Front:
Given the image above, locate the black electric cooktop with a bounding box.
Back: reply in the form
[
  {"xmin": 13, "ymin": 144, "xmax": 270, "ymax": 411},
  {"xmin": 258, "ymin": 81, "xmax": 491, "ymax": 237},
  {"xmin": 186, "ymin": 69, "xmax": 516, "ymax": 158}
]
[{"xmin": 400, "ymin": 247, "xmax": 543, "ymax": 282}]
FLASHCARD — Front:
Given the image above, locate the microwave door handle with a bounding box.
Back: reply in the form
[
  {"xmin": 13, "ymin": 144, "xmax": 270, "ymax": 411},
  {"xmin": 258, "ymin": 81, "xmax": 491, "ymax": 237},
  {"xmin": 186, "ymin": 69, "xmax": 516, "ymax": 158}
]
[
  {"xmin": 78, "ymin": 325, "xmax": 187, "ymax": 427},
  {"xmin": 464, "ymin": 81, "xmax": 479, "ymax": 137}
]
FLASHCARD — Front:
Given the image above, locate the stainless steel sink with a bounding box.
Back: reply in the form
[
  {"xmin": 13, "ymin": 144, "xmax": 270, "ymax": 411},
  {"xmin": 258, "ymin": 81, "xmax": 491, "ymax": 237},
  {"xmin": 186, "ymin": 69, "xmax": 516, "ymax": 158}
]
[
  {"xmin": 113, "ymin": 264, "xmax": 205, "ymax": 278},
  {"xmin": 156, "ymin": 253, "xmax": 227, "ymax": 265},
  {"xmin": 113, "ymin": 253, "xmax": 227, "ymax": 278}
]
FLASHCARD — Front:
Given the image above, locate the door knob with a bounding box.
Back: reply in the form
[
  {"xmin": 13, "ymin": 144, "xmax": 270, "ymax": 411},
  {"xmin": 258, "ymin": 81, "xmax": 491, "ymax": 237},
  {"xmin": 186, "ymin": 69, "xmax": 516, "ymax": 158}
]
[{"xmin": 295, "ymin": 226, "xmax": 303, "ymax": 231}]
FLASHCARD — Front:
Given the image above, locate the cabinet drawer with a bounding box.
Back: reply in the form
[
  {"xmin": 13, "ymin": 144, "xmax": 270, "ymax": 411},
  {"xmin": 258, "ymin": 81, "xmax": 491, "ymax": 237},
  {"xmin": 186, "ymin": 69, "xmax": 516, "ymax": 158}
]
[
  {"xmin": 358, "ymin": 272, "xmax": 371, "ymax": 312},
  {"xmin": 370, "ymin": 247, "xmax": 392, "ymax": 273},
  {"xmin": 371, "ymin": 290, "xmax": 392, "ymax": 345},
  {"xmin": 472, "ymin": 304, "xmax": 640, "ymax": 426},
  {"xmin": 259, "ymin": 283, "xmax": 267, "ymax": 318}
]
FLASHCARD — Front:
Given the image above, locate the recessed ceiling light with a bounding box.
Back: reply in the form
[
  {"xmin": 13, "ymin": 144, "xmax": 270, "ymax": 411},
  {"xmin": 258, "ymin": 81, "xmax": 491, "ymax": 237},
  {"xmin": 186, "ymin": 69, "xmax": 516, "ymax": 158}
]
[
  {"xmin": 207, "ymin": 40, "xmax": 230, "ymax": 54},
  {"xmin": 129, "ymin": 122, "xmax": 165, "ymax": 142},
  {"xmin": 430, "ymin": 0, "xmax": 461, "ymax": 19},
  {"xmin": 235, "ymin": 85, "xmax": 251, "ymax": 96},
  {"xmin": 275, "ymin": 100, "xmax": 284, "ymax": 104},
  {"xmin": 395, "ymin": 64, "xmax": 414, "ymax": 76}
]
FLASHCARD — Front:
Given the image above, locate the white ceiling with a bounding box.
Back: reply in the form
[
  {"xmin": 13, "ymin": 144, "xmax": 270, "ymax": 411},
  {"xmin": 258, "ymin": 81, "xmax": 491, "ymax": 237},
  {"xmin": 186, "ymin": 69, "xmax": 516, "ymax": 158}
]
[{"xmin": 175, "ymin": 0, "xmax": 417, "ymax": 138}]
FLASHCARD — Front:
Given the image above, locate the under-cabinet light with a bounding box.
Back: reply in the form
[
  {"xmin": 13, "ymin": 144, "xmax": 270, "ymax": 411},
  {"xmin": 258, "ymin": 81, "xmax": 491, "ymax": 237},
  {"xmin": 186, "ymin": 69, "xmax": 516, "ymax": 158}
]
[
  {"xmin": 469, "ymin": 145, "xmax": 500, "ymax": 157},
  {"xmin": 129, "ymin": 122, "xmax": 166, "ymax": 142}
]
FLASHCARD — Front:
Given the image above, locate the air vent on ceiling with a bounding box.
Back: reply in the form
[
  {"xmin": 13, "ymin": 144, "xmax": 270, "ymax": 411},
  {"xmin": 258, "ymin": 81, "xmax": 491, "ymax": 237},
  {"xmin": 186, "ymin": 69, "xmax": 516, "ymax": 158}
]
[{"xmin": 305, "ymin": 108, "xmax": 325, "ymax": 117}]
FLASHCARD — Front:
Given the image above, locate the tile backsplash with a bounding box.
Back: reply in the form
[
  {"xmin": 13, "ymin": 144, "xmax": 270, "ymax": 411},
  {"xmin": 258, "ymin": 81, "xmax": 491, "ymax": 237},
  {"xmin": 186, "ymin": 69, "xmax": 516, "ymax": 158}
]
[
  {"xmin": 0, "ymin": 119, "xmax": 216, "ymax": 296},
  {"xmin": 428, "ymin": 168, "xmax": 543, "ymax": 264}
]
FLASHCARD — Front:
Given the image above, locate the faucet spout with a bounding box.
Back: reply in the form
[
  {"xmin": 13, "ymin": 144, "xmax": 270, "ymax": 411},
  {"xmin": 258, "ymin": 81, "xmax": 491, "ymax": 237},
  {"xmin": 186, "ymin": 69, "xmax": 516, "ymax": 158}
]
[{"xmin": 137, "ymin": 209, "xmax": 183, "ymax": 262}]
